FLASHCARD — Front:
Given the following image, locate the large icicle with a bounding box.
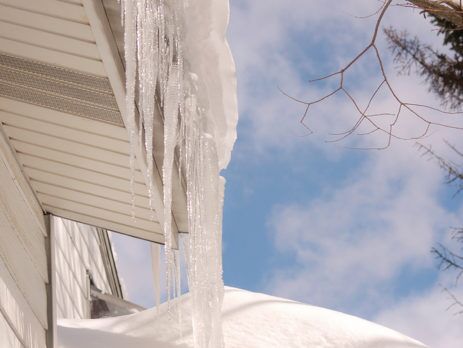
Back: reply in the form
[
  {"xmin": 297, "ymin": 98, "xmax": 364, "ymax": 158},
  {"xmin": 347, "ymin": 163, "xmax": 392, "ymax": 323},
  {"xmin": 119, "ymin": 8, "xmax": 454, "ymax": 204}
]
[
  {"xmin": 162, "ymin": 62, "xmax": 181, "ymax": 302},
  {"xmin": 178, "ymin": 77, "xmax": 225, "ymax": 347},
  {"xmin": 150, "ymin": 243, "xmax": 161, "ymax": 309},
  {"xmin": 121, "ymin": 0, "xmax": 182, "ymax": 305},
  {"xmin": 121, "ymin": 1, "xmax": 237, "ymax": 347},
  {"xmin": 121, "ymin": 0, "xmax": 137, "ymax": 216}
]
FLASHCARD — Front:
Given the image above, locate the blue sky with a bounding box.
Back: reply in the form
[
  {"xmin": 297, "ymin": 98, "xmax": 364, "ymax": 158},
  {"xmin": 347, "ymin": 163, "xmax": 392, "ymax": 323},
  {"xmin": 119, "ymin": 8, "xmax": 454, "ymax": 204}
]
[{"xmin": 112, "ymin": 1, "xmax": 463, "ymax": 347}]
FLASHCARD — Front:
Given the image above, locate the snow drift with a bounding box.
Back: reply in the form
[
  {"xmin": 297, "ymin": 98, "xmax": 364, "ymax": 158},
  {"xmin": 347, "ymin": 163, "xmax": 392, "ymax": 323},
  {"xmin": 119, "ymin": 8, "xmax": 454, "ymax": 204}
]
[{"xmin": 57, "ymin": 287, "xmax": 427, "ymax": 348}]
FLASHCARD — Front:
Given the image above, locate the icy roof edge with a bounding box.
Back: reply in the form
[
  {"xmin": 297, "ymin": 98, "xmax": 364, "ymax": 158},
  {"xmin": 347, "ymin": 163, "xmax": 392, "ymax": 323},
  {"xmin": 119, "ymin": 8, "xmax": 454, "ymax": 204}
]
[{"xmin": 183, "ymin": 0, "xmax": 238, "ymax": 170}]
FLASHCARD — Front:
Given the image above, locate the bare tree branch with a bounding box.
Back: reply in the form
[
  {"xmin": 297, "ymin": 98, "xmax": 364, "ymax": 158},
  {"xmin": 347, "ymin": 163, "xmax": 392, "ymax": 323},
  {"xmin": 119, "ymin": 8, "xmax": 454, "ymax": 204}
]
[
  {"xmin": 444, "ymin": 288, "xmax": 463, "ymax": 315},
  {"xmin": 284, "ymin": 0, "xmax": 463, "ymax": 149}
]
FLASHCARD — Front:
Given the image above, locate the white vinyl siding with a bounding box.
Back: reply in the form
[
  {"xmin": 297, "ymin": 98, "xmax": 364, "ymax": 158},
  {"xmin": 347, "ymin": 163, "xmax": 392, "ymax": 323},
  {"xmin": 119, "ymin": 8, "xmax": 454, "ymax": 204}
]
[
  {"xmin": 53, "ymin": 217, "xmax": 114, "ymax": 320},
  {"xmin": 0, "ymin": 314, "xmax": 22, "ymax": 348},
  {"xmin": 0, "ymin": 152, "xmax": 47, "ymax": 348}
]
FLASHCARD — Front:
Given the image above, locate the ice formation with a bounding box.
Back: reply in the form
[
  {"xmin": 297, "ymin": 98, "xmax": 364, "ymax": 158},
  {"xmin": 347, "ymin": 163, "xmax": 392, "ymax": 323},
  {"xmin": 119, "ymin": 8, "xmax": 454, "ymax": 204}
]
[
  {"xmin": 150, "ymin": 243, "xmax": 161, "ymax": 309},
  {"xmin": 120, "ymin": 1, "xmax": 237, "ymax": 347}
]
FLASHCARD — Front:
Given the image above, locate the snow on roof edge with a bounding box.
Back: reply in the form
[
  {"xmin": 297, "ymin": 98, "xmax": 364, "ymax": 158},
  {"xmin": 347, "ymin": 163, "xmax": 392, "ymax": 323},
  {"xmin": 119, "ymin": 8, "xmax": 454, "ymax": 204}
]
[
  {"xmin": 58, "ymin": 286, "xmax": 429, "ymax": 348},
  {"xmin": 183, "ymin": 0, "xmax": 238, "ymax": 170}
]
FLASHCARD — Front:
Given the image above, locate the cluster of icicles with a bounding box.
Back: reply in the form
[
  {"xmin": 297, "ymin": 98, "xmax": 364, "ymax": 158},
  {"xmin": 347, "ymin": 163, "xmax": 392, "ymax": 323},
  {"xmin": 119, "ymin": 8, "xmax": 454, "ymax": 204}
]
[{"xmin": 121, "ymin": 1, "xmax": 224, "ymax": 347}]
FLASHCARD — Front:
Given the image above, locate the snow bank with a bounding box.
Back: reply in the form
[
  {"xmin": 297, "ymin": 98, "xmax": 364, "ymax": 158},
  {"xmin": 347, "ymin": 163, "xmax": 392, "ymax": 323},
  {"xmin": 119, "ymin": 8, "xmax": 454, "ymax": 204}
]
[{"xmin": 57, "ymin": 287, "xmax": 427, "ymax": 348}]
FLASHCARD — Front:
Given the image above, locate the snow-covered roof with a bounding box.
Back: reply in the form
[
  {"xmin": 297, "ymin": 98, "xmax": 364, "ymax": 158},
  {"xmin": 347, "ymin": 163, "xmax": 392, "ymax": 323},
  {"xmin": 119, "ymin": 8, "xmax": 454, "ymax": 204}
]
[{"xmin": 58, "ymin": 287, "xmax": 427, "ymax": 348}]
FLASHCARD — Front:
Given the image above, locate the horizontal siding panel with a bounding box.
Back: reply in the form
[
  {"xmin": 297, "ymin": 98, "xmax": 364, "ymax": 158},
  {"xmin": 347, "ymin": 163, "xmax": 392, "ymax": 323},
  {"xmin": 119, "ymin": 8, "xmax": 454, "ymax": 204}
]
[
  {"xmin": 0, "ymin": 183, "xmax": 47, "ymax": 283},
  {"xmin": 0, "ymin": 313, "xmax": 22, "ymax": 348},
  {"xmin": 0, "ymin": 99, "xmax": 127, "ymax": 139},
  {"xmin": 0, "ymin": 5, "xmax": 93, "ymax": 42},
  {"xmin": 33, "ymin": 181, "xmax": 155, "ymax": 221},
  {"xmin": 19, "ymin": 156, "xmax": 148, "ymax": 196},
  {"xmin": 5, "ymin": 126, "xmax": 131, "ymax": 168},
  {"xmin": 47, "ymin": 206, "xmax": 165, "ymax": 244},
  {"xmin": 54, "ymin": 235, "xmax": 88, "ymax": 296},
  {"xmin": 54, "ymin": 271, "xmax": 86, "ymax": 319},
  {"xmin": 0, "ymin": 157, "xmax": 47, "ymax": 282},
  {"xmin": 11, "ymin": 143, "xmax": 145, "ymax": 184},
  {"xmin": 0, "ymin": 21, "xmax": 100, "ymax": 60},
  {"xmin": 0, "ymin": 201, "xmax": 48, "ymax": 329},
  {"xmin": 0, "ymin": 112, "xmax": 128, "ymax": 155},
  {"xmin": 55, "ymin": 222, "xmax": 89, "ymax": 286},
  {"xmin": 0, "ymin": 37, "xmax": 106, "ymax": 76},
  {"xmin": 0, "ymin": 124, "xmax": 46, "ymax": 236},
  {"xmin": 54, "ymin": 218, "xmax": 115, "ymax": 318},
  {"xmin": 39, "ymin": 193, "xmax": 158, "ymax": 232},
  {"xmin": 67, "ymin": 222, "xmax": 112, "ymax": 294},
  {"xmin": 59, "ymin": 220, "xmax": 92, "ymax": 275},
  {"xmin": 0, "ymin": 0, "xmax": 88, "ymax": 24},
  {"xmin": 0, "ymin": 259, "xmax": 46, "ymax": 348},
  {"xmin": 54, "ymin": 247, "xmax": 88, "ymax": 318},
  {"xmin": 25, "ymin": 167, "xmax": 150, "ymax": 203}
]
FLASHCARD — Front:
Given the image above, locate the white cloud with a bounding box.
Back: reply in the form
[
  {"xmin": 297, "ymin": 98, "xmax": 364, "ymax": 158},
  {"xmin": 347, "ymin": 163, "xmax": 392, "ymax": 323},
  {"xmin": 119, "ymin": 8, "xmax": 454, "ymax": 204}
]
[
  {"xmin": 375, "ymin": 278, "xmax": 463, "ymax": 348},
  {"xmin": 265, "ymin": 139, "xmax": 456, "ymax": 304},
  {"xmin": 263, "ymin": 136, "xmax": 463, "ymax": 347}
]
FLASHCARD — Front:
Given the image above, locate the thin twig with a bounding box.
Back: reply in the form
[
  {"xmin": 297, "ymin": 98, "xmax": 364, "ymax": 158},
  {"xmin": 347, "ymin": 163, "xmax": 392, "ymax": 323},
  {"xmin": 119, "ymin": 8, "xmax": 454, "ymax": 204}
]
[{"xmin": 282, "ymin": 0, "xmax": 463, "ymax": 149}]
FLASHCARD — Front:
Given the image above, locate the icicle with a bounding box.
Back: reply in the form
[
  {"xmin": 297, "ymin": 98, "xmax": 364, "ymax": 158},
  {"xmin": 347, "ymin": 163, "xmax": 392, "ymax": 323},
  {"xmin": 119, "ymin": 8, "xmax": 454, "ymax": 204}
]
[
  {"xmin": 150, "ymin": 243, "xmax": 161, "ymax": 309},
  {"xmin": 122, "ymin": 0, "xmax": 137, "ymax": 218},
  {"xmin": 121, "ymin": 2, "xmax": 226, "ymax": 348},
  {"xmin": 162, "ymin": 63, "xmax": 180, "ymax": 302},
  {"xmin": 178, "ymin": 79, "xmax": 224, "ymax": 347},
  {"xmin": 138, "ymin": 0, "xmax": 155, "ymax": 209}
]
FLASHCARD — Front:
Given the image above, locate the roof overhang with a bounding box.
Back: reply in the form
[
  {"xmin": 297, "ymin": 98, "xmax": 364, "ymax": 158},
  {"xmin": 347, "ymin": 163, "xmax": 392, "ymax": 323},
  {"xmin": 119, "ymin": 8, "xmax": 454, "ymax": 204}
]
[{"xmin": 0, "ymin": 0, "xmax": 188, "ymax": 245}]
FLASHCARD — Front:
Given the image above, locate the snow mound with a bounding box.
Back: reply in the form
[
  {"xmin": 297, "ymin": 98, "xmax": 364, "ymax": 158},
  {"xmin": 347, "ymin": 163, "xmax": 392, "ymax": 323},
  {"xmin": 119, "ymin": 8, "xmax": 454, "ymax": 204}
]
[{"xmin": 57, "ymin": 287, "xmax": 427, "ymax": 348}]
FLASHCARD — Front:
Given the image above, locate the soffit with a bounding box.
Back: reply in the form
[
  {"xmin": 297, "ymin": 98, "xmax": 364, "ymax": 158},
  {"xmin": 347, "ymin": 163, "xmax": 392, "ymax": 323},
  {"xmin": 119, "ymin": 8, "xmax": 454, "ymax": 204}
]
[{"xmin": 0, "ymin": 0, "xmax": 187, "ymax": 244}]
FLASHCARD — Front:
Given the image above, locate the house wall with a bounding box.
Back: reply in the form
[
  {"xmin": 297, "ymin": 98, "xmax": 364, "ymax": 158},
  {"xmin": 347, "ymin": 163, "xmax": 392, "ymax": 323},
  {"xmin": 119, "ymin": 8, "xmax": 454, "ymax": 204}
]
[
  {"xmin": 53, "ymin": 217, "xmax": 115, "ymax": 320},
  {"xmin": 0, "ymin": 143, "xmax": 121, "ymax": 348},
  {"xmin": 0, "ymin": 313, "xmax": 21, "ymax": 348},
  {"xmin": 0, "ymin": 154, "xmax": 48, "ymax": 348}
]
